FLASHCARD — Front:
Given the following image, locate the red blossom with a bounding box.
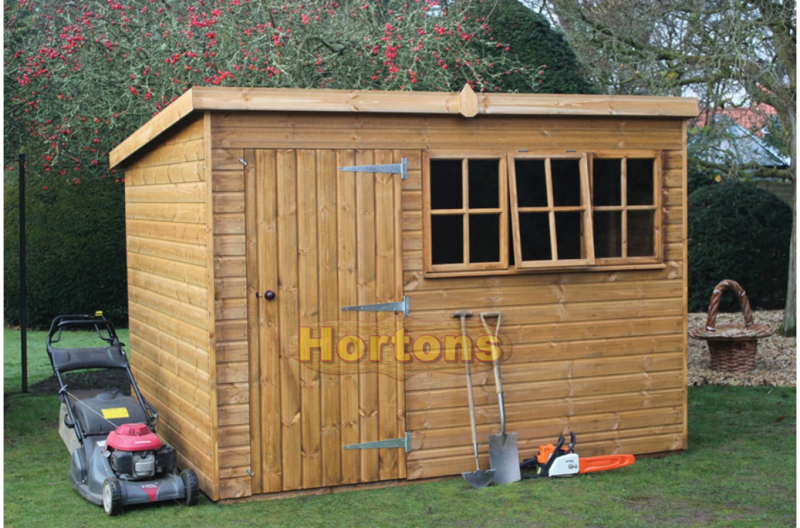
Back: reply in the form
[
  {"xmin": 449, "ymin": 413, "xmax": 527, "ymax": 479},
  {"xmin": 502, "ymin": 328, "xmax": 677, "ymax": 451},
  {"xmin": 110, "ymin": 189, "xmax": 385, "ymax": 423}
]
[{"xmin": 6, "ymin": 0, "xmax": 533, "ymax": 183}]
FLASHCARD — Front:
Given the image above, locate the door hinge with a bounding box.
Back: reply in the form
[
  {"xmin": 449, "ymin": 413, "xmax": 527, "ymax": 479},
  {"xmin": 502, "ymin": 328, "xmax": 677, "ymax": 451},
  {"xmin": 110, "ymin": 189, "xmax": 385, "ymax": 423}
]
[
  {"xmin": 338, "ymin": 158, "xmax": 408, "ymax": 180},
  {"xmin": 343, "ymin": 432, "xmax": 412, "ymax": 453},
  {"xmin": 341, "ymin": 296, "xmax": 409, "ymax": 317}
]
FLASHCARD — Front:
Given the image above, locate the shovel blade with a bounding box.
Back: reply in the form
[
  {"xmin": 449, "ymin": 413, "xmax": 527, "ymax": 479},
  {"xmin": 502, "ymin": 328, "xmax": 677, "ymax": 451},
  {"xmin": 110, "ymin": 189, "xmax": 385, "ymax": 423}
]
[
  {"xmin": 489, "ymin": 432, "xmax": 521, "ymax": 484},
  {"xmin": 461, "ymin": 469, "xmax": 496, "ymax": 489}
]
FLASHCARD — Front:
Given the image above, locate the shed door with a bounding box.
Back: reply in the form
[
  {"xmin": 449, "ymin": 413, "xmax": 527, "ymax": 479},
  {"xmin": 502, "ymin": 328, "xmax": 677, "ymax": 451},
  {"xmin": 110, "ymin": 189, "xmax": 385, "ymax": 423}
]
[{"xmin": 245, "ymin": 149, "xmax": 407, "ymax": 493}]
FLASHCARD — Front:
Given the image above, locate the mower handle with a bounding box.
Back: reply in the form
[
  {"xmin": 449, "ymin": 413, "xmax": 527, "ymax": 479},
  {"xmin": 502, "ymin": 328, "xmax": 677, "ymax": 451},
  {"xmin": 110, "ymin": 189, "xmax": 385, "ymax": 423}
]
[
  {"xmin": 47, "ymin": 314, "xmax": 120, "ymax": 348},
  {"xmin": 47, "ymin": 314, "xmax": 120, "ymax": 346}
]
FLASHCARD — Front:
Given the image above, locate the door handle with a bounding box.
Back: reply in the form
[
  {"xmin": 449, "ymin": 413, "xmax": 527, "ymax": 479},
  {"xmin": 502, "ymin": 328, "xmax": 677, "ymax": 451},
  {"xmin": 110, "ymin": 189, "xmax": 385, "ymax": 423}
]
[{"xmin": 256, "ymin": 290, "xmax": 276, "ymax": 301}]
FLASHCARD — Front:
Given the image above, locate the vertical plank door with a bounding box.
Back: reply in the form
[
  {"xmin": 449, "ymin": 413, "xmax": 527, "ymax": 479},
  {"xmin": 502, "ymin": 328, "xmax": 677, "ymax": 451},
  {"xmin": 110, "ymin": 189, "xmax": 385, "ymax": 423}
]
[{"xmin": 246, "ymin": 149, "xmax": 406, "ymax": 493}]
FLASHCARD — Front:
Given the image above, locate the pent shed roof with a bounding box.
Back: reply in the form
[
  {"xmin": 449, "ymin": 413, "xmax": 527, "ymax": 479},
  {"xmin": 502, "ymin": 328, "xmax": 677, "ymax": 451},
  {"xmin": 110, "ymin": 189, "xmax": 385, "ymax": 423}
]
[{"xmin": 109, "ymin": 84, "xmax": 699, "ymax": 169}]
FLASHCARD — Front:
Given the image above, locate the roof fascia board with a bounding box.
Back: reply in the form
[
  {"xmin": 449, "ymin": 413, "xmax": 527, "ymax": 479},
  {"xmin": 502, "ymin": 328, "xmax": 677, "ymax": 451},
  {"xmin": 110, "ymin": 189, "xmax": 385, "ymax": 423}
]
[
  {"xmin": 109, "ymin": 86, "xmax": 699, "ymax": 169},
  {"xmin": 109, "ymin": 89, "xmax": 196, "ymax": 169}
]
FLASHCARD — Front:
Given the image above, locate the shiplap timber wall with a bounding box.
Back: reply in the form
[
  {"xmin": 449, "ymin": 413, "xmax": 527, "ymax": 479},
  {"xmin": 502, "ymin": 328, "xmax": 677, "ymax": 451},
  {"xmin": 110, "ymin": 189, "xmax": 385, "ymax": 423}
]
[
  {"xmin": 403, "ymin": 150, "xmax": 687, "ymax": 480},
  {"xmin": 124, "ymin": 115, "xmax": 217, "ymax": 497},
  {"xmin": 209, "ymin": 141, "xmax": 251, "ymax": 499},
  {"xmin": 209, "ymin": 110, "xmax": 688, "ymax": 492}
]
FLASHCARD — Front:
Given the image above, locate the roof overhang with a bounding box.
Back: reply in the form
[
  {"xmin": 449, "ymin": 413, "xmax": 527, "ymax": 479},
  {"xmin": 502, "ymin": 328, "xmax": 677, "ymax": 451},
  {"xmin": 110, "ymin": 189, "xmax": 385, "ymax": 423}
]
[{"xmin": 109, "ymin": 84, "xmax": 699, "ymax": 169}]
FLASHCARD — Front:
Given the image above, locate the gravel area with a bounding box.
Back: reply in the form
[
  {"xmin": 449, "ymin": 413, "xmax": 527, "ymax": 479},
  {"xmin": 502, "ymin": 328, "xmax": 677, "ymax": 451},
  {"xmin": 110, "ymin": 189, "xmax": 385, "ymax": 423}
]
[{"xmin": 688, "ymin": 310, "xmax": 796, "ymax": 387}]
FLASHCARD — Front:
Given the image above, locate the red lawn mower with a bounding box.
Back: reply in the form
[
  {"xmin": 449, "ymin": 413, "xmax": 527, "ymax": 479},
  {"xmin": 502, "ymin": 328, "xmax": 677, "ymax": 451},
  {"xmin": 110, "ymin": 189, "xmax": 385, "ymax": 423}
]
[{"xmin": 47, "ymin": 314, "xmax": 199, "ymax": 515}]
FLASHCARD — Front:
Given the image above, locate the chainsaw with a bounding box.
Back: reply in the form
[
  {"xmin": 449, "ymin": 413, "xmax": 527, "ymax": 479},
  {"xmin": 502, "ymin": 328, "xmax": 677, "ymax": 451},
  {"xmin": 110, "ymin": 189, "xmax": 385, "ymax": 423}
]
[{"xmin": 520, "ymin": 432, "xmax": 635, "ymax": 478}]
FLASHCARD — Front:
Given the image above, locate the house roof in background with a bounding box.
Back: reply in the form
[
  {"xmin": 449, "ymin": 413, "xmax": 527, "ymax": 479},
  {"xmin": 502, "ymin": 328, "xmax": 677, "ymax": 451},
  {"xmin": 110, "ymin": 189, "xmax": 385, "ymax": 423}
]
[
  {"xmin": 691, "ymin": 104, "xmax": 789, "ymax": 168},
  {"xmin": 693, "ymin": 104, "xmax": 777, "ymax": 130}
]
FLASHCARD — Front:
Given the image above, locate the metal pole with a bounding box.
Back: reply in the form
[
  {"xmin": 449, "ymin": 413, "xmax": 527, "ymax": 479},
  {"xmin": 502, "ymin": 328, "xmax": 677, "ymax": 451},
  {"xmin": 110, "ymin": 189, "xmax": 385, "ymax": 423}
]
[{"xmin": 19, "ymin": 153, "xmax": 27, "ymax": 393}]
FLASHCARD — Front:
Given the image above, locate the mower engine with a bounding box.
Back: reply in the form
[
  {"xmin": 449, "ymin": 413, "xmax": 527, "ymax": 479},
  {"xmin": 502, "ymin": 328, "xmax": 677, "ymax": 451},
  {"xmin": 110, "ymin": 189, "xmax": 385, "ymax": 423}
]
[{"xmin": 104, "ymin": 423, "xmax": 177, "ymax": 481}]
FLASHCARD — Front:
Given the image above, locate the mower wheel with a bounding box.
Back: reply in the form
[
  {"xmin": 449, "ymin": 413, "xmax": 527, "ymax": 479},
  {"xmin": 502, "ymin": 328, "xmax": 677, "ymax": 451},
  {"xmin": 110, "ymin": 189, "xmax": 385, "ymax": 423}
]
[
  {"xmin": 102, "ymin": 477, "xmax": 123, "ymax": 516},
  {"xmin": 180, "ymin": 469, "xmax": 199, "ymax": 506}
]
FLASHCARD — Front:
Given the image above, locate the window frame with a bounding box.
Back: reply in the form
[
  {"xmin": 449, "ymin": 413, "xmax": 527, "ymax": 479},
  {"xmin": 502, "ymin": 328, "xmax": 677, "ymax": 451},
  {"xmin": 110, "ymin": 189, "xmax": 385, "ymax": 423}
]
[
  {"xmin": 590, "ymin": 151, "xmax": 663, "ymax": 266},
  {"xmin": 422, "ymin": 150, "xmax": 664, "ymax": 276},
  {"xmin": 508, "ymin": 153, "xmax": 595, "ymax": 269},
  {"xmin": 423, "ymin": 151, "xmax": 509, "ymax": 273}
]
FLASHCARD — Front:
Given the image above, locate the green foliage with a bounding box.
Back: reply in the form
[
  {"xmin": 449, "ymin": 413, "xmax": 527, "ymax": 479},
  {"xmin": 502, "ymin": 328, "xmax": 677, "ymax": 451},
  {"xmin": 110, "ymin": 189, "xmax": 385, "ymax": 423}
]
[
  {"xmin": 686, "ymin": 158, "xmax": 717, "ymax": 195},
  {"xmin": 4, "ymin": 177, "xmax": 127, "ymax": 329},
  {"xmin": 471, "ymin": 0, "xmax": 595, "ymax": 94},
  {"xmin": 688, "ymin": 180, "xmax": 792, "ymax": 312}
]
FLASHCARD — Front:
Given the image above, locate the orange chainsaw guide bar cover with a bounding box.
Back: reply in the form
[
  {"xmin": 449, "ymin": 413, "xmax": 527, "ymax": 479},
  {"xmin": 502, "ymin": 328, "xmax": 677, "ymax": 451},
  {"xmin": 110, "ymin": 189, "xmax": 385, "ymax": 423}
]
[{"xmin": 579, "ymin": 455, "xmax": 636, "ymax": 474}]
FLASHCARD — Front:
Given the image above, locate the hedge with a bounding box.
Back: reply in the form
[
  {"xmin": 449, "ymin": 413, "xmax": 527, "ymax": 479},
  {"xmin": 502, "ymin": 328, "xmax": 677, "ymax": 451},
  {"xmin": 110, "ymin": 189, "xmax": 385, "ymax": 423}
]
[
  {"xmin": 688, "ymin": 180, "xmax": 792, "ymax": 312},
  {"xmin": 471, "ymin": 0, "xmax": 595, "ymax": 94},
  {"xmin": 4, "ymin": 176, "xmax": 128, "ymax": 328}
]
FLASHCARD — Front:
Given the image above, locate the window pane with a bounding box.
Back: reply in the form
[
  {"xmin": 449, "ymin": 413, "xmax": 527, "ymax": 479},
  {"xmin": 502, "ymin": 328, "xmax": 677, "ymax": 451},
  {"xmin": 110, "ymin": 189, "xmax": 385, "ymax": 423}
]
[
  {"xmin": 519, "ymin": 213, "xmax": 552, "ymax": 261},
  {"xmin": 555, "ymin": 212, "xmax": 582, "ymax": 260},
  {"xmin": 468, "ymin": 159, "xmax": 500, "ymax": 209},
  {"xmin": 551, "ymin": 159, "xmax": 581, "ymax": 207},
  {"xmin": 627, "ymin": 159, "xmax": 655, "ymax": 206},
  {"xmin": 594, "ymin": 211, "xmax": 622, "ymax": 258},
  {"xmin": 593, "ymin": 159, "xmax": 622, "ymax": 206},
  {"xmin": 430, "ymin": 160, "xmax": 463, "ymax": 210},
  {"xmin": 514, "ymin": 159, "xmax": 548, "ymax": 207},
  {"xmin": 469, "ymin": 214, "xmax": 501, "ymax": 263},
  {"xmin": 628, "ymin": 210, "xmax": 655, "ymax": 256},
  {"xmin": 431, "ymin": 215, "xmax": 463, "ymax": 264}
]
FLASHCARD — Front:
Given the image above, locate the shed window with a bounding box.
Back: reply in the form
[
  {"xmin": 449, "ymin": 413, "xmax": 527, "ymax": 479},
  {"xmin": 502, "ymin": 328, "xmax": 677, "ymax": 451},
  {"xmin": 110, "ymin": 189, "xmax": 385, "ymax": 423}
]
[
  {"xmin": 592, "ymin": 156, "xmax": 661, "ymax": 263},
  {"xmin": 426, "ymin": 156, "xmax": 508, "ymax": 271},
  {"xmin": 509, "ymin": 156, "xmax": 593, "ymax": 269},
  {"xmin": 424, "ymin": 151, "xmax": 662, "ymax": 275}
]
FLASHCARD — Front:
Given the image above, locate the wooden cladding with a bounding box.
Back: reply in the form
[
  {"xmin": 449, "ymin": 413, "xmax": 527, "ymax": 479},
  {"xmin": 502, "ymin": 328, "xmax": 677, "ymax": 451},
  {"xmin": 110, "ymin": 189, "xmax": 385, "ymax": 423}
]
[
  {"xmin": 124, "ymin": 115, "xmax": 216, "ymax": 497},
  {"xmin": 119, "ymin": 101, "xmax": 690, "ymax": 502}
]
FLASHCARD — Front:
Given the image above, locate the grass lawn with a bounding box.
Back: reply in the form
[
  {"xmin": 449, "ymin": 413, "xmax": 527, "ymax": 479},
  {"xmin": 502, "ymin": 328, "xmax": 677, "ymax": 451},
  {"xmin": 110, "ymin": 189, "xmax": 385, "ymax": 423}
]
[{"xmin": 4, "ymin": 329, "xmax": 796, "ymax": 526}]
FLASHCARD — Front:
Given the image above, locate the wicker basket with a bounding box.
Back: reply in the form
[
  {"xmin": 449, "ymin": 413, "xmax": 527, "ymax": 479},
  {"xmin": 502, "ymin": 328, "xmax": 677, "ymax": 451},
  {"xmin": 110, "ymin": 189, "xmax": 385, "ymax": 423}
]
[{"xmin": 689, "ymin": 280, "xmax": 774, "ymax": 372}]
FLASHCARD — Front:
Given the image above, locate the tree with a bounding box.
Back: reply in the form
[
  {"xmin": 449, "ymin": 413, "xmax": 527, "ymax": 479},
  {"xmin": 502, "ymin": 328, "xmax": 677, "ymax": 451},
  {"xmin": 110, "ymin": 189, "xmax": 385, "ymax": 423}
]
[
  {"xmin": 4, "ymin": 0, "xmax": 542, "ymax": 180},
  {"xmin": 5, "ymin": 0, "xmax": 593, "ymax": 325},
  {"xmin": 470, "ymin": 0, "xmax": 595, "ymax": 94},
  {"xmin": 531, "ymin": 0, "xmax": 796, "ymax": 334}
]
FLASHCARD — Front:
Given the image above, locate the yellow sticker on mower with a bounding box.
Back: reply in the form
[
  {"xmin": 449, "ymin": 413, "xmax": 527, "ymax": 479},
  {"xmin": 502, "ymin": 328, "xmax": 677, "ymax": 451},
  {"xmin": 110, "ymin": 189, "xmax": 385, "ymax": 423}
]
[{"xmin": 102, "ymin": 408, "xmax": 130, "ymax": 419}]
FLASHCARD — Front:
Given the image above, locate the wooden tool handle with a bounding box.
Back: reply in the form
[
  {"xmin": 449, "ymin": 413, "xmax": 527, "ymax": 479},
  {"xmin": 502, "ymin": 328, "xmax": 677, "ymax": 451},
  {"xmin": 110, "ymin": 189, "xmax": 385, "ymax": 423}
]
[{"xmin": 480, "ymin": 312, "xmax": 504, "ymax": 395}]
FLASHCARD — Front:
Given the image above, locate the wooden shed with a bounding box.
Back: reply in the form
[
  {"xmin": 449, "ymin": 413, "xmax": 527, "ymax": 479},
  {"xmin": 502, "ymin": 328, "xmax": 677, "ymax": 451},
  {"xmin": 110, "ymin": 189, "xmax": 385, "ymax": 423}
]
[{"xmin": 109, "ymin": 85, "xmax": 699, "ymax": 501}]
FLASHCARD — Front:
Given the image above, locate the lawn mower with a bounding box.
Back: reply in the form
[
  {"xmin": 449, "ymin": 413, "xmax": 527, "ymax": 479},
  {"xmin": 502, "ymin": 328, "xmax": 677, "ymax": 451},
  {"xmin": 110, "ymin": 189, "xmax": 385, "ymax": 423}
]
[
  {"xmin": 47, "ymin": 313, "xmax": 199, "ymax": 516},
  {"xmin": 520, "ymin": 432, "xmax": 636, "ymax": 478}
]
